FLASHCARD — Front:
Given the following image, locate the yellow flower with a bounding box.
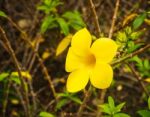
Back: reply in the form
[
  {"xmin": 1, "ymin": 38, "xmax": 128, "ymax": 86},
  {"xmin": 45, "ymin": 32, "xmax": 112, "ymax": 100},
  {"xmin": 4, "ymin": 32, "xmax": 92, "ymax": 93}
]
[{"xmin": 65, "ymin": 28, "xmax": 118, "ymax": 92}]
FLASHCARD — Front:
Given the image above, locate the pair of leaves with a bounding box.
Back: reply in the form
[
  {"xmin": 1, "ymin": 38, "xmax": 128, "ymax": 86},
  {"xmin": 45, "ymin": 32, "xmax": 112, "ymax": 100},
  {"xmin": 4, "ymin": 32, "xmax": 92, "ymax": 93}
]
[
  {"xmin": 37, "ymin": 0, "xmax": 62, "ymax": 14},
  {"xmin": 56, "ymin": 92, "xmax": 82, "ymax": 110},
  {"xmin": 62, "ymin": 11, "xmax": 86, "ymax": 30},
  {"xmin": 40, "ymin": 10, "xmax": 85, "ymax": 35},
  {"xmin": 41, "ymin": 16, "xmax": 69, "ymax": 35},
  {"xmin": 100, "ymin": 96, "xmax": 130, "ymax": 117}
]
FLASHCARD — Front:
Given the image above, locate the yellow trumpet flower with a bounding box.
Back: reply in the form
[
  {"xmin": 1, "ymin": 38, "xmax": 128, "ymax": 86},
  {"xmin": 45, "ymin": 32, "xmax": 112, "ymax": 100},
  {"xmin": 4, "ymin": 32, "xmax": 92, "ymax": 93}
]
[{"xmin": 65, "ymin": 28, "xmax": 118, "ymax": 93}]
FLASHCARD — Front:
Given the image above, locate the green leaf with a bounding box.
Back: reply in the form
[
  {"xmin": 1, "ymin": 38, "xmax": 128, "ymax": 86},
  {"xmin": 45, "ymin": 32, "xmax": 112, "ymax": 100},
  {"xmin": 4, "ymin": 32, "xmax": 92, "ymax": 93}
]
[
  {"xmin": 144, "ymin": 59, "xmax": 150, "ymax": 70},
  {"xmin": 62, "ymin": 11, "xmax": 85, "ymax": 30},
  {"xmin": 114, "ymin": 102, "xmax": 126, "ymax": 113},
  {"xmin": 56, "ymin": 18, "xmax": 69, "ymax": 35},
  {"xmin": 56, "ymin": 98, "xmax": 69, "ymax": 110},
  {"xmin": 108, "ymin": 96, "xmax": 115, "ymax": 111},
  {"xmin": 130, "ymin": 29, "xmax": 145, "ymax": 40},
  {"xmin": 116, "ymin": 31, "xmax": 127, "ymax": 43},
  {"xmin": 39, "ymin": 111, "xmax": 55, "ymax": 117},
  {"xmin": 124, "ymin": 26, "xmax": 132, "ymax": 35},
  {"xmin": 57, "ymin": 93, "xmax": 69, "ymax": 98},
  {"xmin": 69, "ymin": 96, "xmax": 82, "ymax": 104},
  {"xmin": 133, "ymin": 13, "xmax": 146, "ymax": 30},
  {"xmin": 0, "ymin": 11, "xmax": 7, "ymax": 18},
  {"xmin": 40, "ymin": 15, "xmax": 56, "ymax": 33},
  {"xmin": 44, "ymin": 0, "xmax": 51, "ymax": 6},
  {"xmin": 37, "ymin": 5, "xmax": 49, "ymax": 11},
  {"xmin": 148, "ymin": 97, "xmax": 150, "ymax": 110},
  {"xmin": 113, "ymin": 113, "xmax": 130, "ymax": 117},
  {"xmin": 99, "ymin": 104, "xmax": 111, "ymax": 114},
  {"xmin": 137, "ymin": 110, "xmax": 150, "ymax": 117},
  {"xmin": 0, "ymin": 73, "xmax": 9, "ymax": 82}
]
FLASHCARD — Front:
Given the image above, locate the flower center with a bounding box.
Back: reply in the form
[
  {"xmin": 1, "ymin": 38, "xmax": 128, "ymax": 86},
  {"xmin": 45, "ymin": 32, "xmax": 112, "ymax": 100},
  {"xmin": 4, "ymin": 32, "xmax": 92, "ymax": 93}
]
[{"xmin": 84, "ymin": 53, "xmax": 96, "ymax": 68}]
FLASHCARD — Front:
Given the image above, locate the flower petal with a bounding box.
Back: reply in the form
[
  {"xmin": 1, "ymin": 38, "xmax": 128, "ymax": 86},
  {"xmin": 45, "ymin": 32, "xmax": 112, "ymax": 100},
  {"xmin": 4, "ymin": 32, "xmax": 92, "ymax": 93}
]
[
  {"xmin": 91, "ymin": 38, "xmax": 118, "ymax": 63},
  {"xmin": 66, "ymin": 69, "xmax": 89, "ymax": 92},
  {"xmin": 65, "ymin": 47, "xmax": 84, "ymax": 72},
  {"xmin": 90, "ymin": 63, "xmax": 113, "ymax": 89},
  {"xmin": 71, "ymin": 28, "xmax": 92, "ymax": 57}
]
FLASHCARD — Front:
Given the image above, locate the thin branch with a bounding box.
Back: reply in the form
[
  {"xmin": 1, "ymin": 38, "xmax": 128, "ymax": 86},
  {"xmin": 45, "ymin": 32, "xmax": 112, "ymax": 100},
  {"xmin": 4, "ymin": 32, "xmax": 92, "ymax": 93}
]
[
  {"xmin": 89, "ymin": 0, "xmax": 101, "ymax": 37},
  {"xmin": 111, "ymin": 44, "xmax": 150, "ymax": 66},
  {"xmin": 2, "ymin": 79, "xmax": 11, "ymax": 117},
  {"xmin": 96, "ymin": 89, "xmax": 107, "ymax": 117},
  {"xmin": 77, "ymin": 85, "xmax": 92, "ymax": 117},
  {"xmin": 109, "ymin": 0, "xmax": 120, "ymax": 38},
  {"xmin": 21, "ymin": 33, "xmax": 57, "ymax": 99},
  {"xmin": 0, "ymin": 26, "xmax": 30, "ymax": 117},
  {"xmin": 5, "ymin": 17, "xmax": 57, "ymax": 99},
  {"xmin": 97, "ymin": 0, "xmax": 120, "ymax": 115},
  {"xmin": 127, "ymin": 63, "xmax": 149, "ymax": 96}
]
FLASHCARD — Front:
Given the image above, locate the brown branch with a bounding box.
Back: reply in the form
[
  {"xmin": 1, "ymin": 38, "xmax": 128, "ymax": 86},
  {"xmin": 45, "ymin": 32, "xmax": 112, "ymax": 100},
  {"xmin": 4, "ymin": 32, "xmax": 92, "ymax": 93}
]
[
  {"xmin": 5, "ymin": 17, "xmax": 57, "ymax": 99},
  {"xmin": 127, "ymin": 63, "xmax": 149, "ymax": 96},
  {"xmin": 0, "ymin": 26, "xmax": 30, "ymax": 117},
  {"xmin": 21, "ymin": 33, "xmax": 57, "ymax": 99},
  {"xmin": 111, "ymin": 44, "xmax": 150, "ymax": 66},
  {"xmin": 109, "ymin": 0, "xmax": 120, "ymax": 38},
  {"xmin": 96, "ymin": 89, "xmax": 107, "ymax": 117},
  {"xmin": 77, "ymin": 85, "xmax": 92, "ymax": 117},
  {"xmin": 89, "ymin": 0, "xmax": 101, "ymax": 37},
  {"xmin": 96, "ymin": 1, "xmax": 120, "ymax": 115},
  {"xmin": 2, "ymin": 79, "xmax": 11, "ymax": 117}
]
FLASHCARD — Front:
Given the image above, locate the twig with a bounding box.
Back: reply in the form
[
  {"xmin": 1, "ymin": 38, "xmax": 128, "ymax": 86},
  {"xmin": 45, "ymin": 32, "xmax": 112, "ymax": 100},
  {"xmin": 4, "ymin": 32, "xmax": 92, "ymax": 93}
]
[
  {"xmin": 13, "ymin": 84, "xmax": 28, "ymax": 115},
  {"xmin": 109, "ymin": 0, "xmax": 120, "ymax": 38},
  {"xmin": 111, "ymin": 44, "xmax": 150, "ymax": 66},
  {"xmin": 2, "ymin": 79, "xmax": 11, "ymax": 117},
  {"xmin": 97, "ymin": 1, "xmax": 120, "ymax": 116},
  {"xmin": 96, "ymin": 89, "xmax": 107, "ymax": 117},
  {"xmin": 5, "ymin": 17, "xmax": 57, "ymax": 99},
  {"xmin": 89, "ymin": 0, "xmax": 101, "ymax": 37},
  {"xmin": 0, "ymin": 26, "xmax": 31, "ymax": 117},
  {"xmin": 127, "ymin": 63, "xmax": 149, "ymax": 96},
  {"xmin": 77, "ymin": 85, "xmax": 92, "ymax": 117}
]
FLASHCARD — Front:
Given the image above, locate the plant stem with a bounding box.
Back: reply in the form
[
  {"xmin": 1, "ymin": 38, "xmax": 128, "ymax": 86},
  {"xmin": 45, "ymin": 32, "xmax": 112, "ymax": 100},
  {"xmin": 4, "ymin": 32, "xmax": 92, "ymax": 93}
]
[
  {"xmin": 109, "ymin": 0, "xmax": 120, "ymax": 38},
  {"xmin": 89, "ymin": 0, "xmax": 101, "ymax": 37},
  {"xmin": 6, "ymin": 17, "xmax": 57, "ymax": 99},
  {"xmin": 111, "ymin": 44, "xmax": 150, "ymax": 66},
  {"xmin": 0, "ymin": 26, "xmax": 30, "ymax": 117},
  {"xmin": 127, "ymin": 63, "xmax": 149, "ymax": 96},
  {"xmin": 77, "ymin": 85, "xmax": 92, "ymax": 117}
]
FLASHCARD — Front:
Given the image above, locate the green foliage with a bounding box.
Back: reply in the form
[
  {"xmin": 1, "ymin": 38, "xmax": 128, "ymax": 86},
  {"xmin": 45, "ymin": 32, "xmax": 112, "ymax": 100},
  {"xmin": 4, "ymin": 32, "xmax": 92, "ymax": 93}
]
[
  {"xmin": 56, "ymin": 18, "xmax": 69, "ymax": 35},
  {"xmin": 130, "ymin": 56, "xmax": 150, "ymax": 77},
  {"xmin": 38, "ymin": 0, "xmax": 85, "ymax": 35},
  {"xmin": 56, "ymin": 92, "xmax": 82, "ymax": 110},
  {"xmin": 62, "ymin": 11, "xmax": 86, "ymax": 30},
  {"xmin": 40, "ymin": 15, "xmax": 56, "ymax": 33},
  {"xmin": 0, "ymin": 73, "xmax": 9, "ymax": 81},
  {"xmin": 39, "ymin": 111, "xmax": 55, "ymax": 117},
  {"xmin": 37, "ymin": 0, "xmax": 63, "ymax": 14},
  {"xmin": 137, "ymin": 110, "xmax": 150, "ymax": 117},
  {"xmin": 132, "ymin": 13, "xmax": 146, "ymax": 30},
  {"xmin": 99, "ymin": 96, "xmax": 130, "ymax": 117},
  {"xmin": 0, "ymin": 10, "xmax": 7, "ymax": 18},
  {"xmin": 116, "ymin": 26, "xmax": 144, "ymax": 54}
]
